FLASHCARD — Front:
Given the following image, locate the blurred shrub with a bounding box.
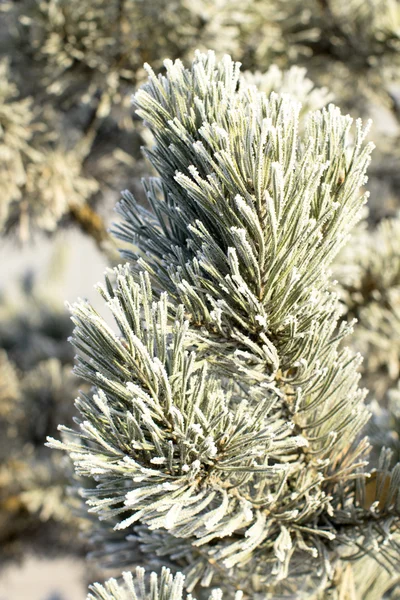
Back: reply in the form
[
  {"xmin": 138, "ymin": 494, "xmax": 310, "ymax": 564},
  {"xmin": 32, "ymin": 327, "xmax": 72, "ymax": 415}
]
[{"xmin": 0, "ymin": 275, "xmax": 86, "ymax": 563}]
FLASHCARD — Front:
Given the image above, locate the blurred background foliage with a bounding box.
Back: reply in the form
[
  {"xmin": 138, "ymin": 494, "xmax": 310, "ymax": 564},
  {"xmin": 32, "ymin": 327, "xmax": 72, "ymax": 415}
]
[{"xmin": 0, "ymin": 0, "xmax": 399, "ymax": 594}]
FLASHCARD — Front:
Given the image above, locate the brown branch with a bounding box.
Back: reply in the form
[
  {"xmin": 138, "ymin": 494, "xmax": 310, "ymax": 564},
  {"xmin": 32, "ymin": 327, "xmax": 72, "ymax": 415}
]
[{"xmin": 69, "ymin": 202, "xmax": 110, "ymax": 249}]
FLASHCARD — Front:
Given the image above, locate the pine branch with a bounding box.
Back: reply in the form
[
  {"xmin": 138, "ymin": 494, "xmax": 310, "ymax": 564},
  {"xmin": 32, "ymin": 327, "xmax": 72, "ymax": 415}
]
[
  {"xmin": 69, "ymin": 201, "xmax": 112, "ymax": 251},
  {"xmin": 87, "ymin": 566, "xmax": 243, "ymax": 600},
  {"xmin": 50, "ymin": 52, "xmax": 400, "ymax": 598}
]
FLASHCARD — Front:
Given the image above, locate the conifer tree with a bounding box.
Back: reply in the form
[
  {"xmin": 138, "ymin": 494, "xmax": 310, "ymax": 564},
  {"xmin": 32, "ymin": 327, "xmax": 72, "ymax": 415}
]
[
  {"xmin": 2, "ymin": 1, "xmax": 400, "ymax": 588},
  {"xmin": 49, "ymin": 52, "xmax": 400, "ymax": 599}
]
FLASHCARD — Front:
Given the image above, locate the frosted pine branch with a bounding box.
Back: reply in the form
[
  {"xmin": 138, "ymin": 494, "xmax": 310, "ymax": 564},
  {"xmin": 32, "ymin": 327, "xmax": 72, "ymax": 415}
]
[
  {"xmin": 49, "ymin": 52, "xmax": 400, "ymax": 598},
  {"xmin": 87, "ymin": 566, "xmax": 243, "ymax": 600}
]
